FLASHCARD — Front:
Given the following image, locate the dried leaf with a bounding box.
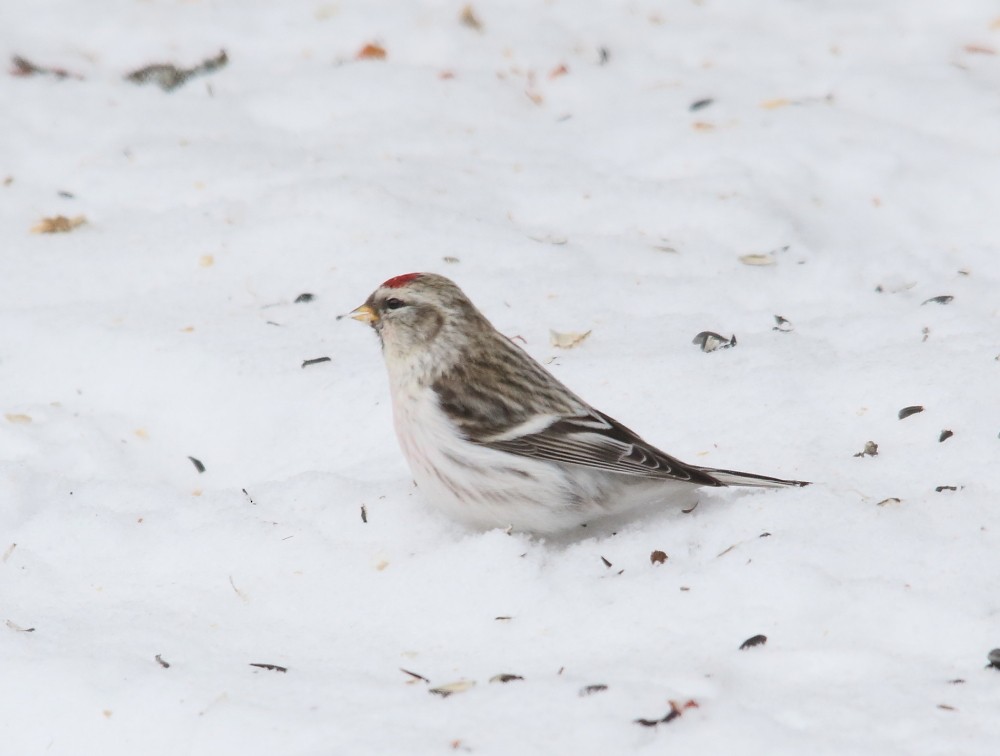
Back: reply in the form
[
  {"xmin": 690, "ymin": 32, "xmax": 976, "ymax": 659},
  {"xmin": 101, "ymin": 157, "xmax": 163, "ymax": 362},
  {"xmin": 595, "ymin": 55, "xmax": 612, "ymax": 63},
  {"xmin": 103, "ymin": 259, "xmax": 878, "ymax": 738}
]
[
  {"xmin": 550, "ymin": 329, "xmax": 591, "ymax": 349},
  {"xmin": 31, "ymin": 215, "xmax": 86, "ymax": 233},
  {"xmin": 650, "ymin": 550, "xmax": 668, "ymax": 565},
  {"xmin": 459, "ymin": 5, "xmax": 483, "ymax": 31},
  {"xmin": 692, "ymin": 121, "xmax": 715, "ymax": 131},
  {"xmin": 125, "ymin": 50, "xmax": 228, "ymax": 91},
  {"xmin": 740, "ymin": 253, "xmax": 776, "ymax": 266},
  {"xmin": 357, "ymin": 43, "xmax": 387, "ymax": 61},
  {"xmin": 548, "ymin": 64, "xmax": 569, "ymax": 79},
  {"xmin": 692, "ymin": 331, "xmax": 736, "ymax": 352},
  {"xmin": 429, "ymin": 680, "xmax": 475, "ymax": 697},
  {"xmin": 760, "ymin": 98, "xmax": 791, "ymax": 109},
  {"xmin": 963, "ymin": 44, "xmax": 996, "ymax": 55},
  {"xmin": 854, "ymin": 440, "xmax": 879, "ymax": 458},
  {"xmin": 5, "ymin": 413, "xmax": 32, "ymax": 424}
]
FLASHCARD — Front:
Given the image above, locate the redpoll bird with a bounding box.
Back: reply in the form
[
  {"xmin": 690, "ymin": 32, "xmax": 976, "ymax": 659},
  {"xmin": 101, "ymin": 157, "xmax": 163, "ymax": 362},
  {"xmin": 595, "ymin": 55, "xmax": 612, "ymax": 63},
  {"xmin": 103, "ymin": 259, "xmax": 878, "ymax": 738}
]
[{"xmin": 351, "ymin": 273, "xmax": 807, "ymax": 534}]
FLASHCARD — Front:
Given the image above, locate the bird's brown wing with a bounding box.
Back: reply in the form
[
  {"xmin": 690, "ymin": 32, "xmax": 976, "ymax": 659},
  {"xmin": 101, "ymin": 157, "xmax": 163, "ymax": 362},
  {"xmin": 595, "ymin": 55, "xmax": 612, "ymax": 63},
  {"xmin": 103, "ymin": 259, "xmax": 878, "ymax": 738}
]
[{"xmin": 478, "ymin": 408, "xmax": 724, "ymax": 486}]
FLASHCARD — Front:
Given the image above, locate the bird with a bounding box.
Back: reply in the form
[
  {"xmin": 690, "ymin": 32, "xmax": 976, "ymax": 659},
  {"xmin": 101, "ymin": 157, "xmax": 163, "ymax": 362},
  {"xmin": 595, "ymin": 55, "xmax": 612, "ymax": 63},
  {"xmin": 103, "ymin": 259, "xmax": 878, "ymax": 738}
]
[{"xmin": 350, "ymin": 272, "xmax": 808, "ymax": 535}]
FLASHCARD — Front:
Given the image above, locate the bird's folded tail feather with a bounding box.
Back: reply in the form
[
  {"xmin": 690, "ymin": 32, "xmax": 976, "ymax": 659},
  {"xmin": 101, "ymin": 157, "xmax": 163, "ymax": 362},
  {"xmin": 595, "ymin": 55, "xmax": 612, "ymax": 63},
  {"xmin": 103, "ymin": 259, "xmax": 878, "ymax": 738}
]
[{"xmin": 696, "ymin": 467, "xmax": 810, "ymax": 488}]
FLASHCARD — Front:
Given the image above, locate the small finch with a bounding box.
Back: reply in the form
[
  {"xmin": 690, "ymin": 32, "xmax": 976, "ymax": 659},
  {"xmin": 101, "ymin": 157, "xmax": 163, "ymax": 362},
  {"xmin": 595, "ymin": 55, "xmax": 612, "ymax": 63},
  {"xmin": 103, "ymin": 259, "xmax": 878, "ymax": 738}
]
[{"xmin": 351, "ymin": 273, "xmax": 807, "ymax": 534}]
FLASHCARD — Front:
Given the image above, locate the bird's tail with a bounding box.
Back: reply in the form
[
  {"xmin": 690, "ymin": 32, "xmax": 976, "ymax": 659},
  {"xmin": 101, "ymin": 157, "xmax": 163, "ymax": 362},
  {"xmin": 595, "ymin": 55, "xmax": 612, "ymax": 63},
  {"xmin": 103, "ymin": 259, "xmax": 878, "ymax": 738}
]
[{"xmin": 696, "ymin": 467, "xmax": 810, "ymax": 488}]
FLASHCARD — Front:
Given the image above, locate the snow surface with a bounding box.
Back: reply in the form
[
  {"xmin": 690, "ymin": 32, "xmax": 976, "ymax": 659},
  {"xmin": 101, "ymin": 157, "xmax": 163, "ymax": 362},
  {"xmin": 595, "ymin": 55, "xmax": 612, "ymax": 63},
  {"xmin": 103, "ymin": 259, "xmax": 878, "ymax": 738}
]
[{"xmin": 3, "ymin": 1, "xmax": 1000, "ymax": 753}]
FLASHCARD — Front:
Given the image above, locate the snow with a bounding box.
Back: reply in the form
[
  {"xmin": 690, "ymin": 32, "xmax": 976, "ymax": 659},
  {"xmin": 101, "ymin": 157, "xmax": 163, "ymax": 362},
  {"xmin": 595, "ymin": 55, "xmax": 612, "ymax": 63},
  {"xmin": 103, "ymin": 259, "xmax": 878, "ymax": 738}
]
[{"xmin": 3, "ymin": 0, "xmax": 1000, "ymax": 753}]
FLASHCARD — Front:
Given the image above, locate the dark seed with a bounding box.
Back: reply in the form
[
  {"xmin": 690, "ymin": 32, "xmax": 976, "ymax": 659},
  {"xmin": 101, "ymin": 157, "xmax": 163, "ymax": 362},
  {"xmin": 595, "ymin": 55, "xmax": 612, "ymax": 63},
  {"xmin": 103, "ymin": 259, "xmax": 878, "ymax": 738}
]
[
  {"xmin": 939, "ymin": 430, "xmax": 954, "ymax": 442},
  {"xmin": 600, "ymin": 556, "xmax": 612, "ymax": 568},
  {"xmin": 155, "ymin": 654, "xmax": 170, "ymax": 668},
  {"xmin": 490, "ymin": 673, "xmax": 523, "ymax": 683},
  {"xmin": 249, "ymin": 663, "xmax": 287, "ymax": 673},
  {"xmin": 935, "ymin": 485, "xmax": 958, "ymax": 493},
  {"xmin": 898, "ymin": 406, "xmax": 924, "ymax": 420},
  {"xmin": 360, "ymin": 504, "xmax": 367, "ymax": 523},
  {"xmin": 987, "ymin": 649, "xmax": 1000, "ymax": 669},
  {"xmin": 301, "ymin": 356, "xmax": 331, "ymax": 368},
  {"xmin": 921, "ymin": 295, "xmax": 953, "ymax": 306},
  {"xmin": 689, "ymin": 98, "xmax": 714, "ymax": 111},
  {"xmin": 740, "ymin": 634, "xmax": 767, "ymax": 650},
  {"xmin": 188, "ymin": 456, "xmax": 206, "ymax": 473},
  {"xmin": 294, "ymin": 292, "xmax": 314, "ymax": 303},
  {"xmin": 579, "ymin": 684, "xmax": 608, "ymax": 696}
]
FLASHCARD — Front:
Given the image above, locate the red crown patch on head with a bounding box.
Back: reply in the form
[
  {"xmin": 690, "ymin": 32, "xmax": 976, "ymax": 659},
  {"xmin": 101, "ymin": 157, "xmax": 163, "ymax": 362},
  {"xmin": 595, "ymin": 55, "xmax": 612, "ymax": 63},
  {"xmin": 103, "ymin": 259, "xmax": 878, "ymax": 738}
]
[{"xmin": 382, "ymin": 272, "xmax": 422, "ymax": 289}]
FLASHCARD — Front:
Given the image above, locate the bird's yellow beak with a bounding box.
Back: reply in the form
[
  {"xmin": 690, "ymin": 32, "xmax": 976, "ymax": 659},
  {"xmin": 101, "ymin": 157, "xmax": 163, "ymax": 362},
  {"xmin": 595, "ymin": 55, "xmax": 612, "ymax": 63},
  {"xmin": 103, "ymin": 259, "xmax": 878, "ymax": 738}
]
[{"xmin": 350, "ymin": 304, "xmax": 378, "ymax": 324}]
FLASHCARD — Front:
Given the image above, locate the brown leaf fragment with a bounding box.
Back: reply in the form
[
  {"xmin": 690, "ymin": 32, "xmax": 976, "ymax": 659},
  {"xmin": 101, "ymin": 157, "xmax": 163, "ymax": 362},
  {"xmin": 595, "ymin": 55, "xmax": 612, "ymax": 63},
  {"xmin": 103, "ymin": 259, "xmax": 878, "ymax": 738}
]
[
  {"xmin": 549, "ymin": 64, "xmax": 569, "ymax": 79},
  {"xmin": 963, "ymin": 44, "xmax": 996, "ymax": 55},
  {"xmin": 125, "ymin": 50, "xmax": 228, "ymax": 91},
  {"xmin": 489, "ymin": 673, "xmax": 523, "ymax": 683},
  {"xmin": 635, "ymin": 699, "xmax": 699, "ymax": 727},
  {"xmin": 898, "ymin": 405, "xmax": 924, "ymax": 420},
  {"xmin": 429, "ymin": 680, "xmax": 475, "ymax": 697},
  {"xmin": 301, "ymin": 356, "xmax": 332, "ymax": 368},
  {"xmin": 740, "ymin": 634, "xmax": 767, "ymax": 650},
  {"xmin": 250, "ymin": 663, "xmax": 288, "ymax": 673},
  {"xmin": 188, "ymin": 456, "xmax": 206, "ymax": 473},
  {"xmin": 1, "ymin": 543, "xmax": 16, "ymax": 562},
  {"xmin": 356, "ymin": 43, "xmax": 387, "ymax": 61},
  {"xmin": 876, "ymin": 497, "xmax": 901, "ymax": 507},
  {"xmin": 692, "ymin": 121, "xmax": 715, "ymax": 131},
  {"xmin": 600, "ymin": 556, "xmax": 612, "ymax": 568},
  {"xmin": 31, "ymin": 215, "xmax": 86, "ymax": 233},
  {"xmin": 459, "ymin": 5, "xmax": 483, "ymax": 31},
  {"xmin": 550, "ymin": 329, "xmax": 591, "ymax": 349},
  {"xmin": 5, "ymin": 413, "xmax": 32, "ymax": 424},
  {"xmin": 650, "ymin": 550, "xmax": 668, "ymax": 565},
  {"xmin": 10, "ymin": 55, "xmax": 82, "ymax": 80},
  {"xmin": 939, "ymin": 430, "xmax": 954, "ymax": 443},
  {"xmin": 579, "ymin": 684, "xmax": 608, "ymax": 696},
  {"xmin": 921, "ymin": 295, "xmax": 953, "ymax": 306},
  {"xmin": 400, "ymin": 668, "xmax": 430, "ymax": 684},
  {"xmin": 854, "ymin": 440, "xmax": 879, "ymax": 458},
  {"xmin": 155, "ymin": 654, "xmax": 170, "ymax": 668}
]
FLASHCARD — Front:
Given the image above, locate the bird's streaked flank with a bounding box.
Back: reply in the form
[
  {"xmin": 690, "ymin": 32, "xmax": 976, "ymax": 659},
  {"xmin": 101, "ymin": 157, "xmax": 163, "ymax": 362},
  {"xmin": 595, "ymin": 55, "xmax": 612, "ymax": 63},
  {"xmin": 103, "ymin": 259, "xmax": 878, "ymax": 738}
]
[{"xmin": 351, "ymin": 273, "xmax": 808, "ymax": 534}]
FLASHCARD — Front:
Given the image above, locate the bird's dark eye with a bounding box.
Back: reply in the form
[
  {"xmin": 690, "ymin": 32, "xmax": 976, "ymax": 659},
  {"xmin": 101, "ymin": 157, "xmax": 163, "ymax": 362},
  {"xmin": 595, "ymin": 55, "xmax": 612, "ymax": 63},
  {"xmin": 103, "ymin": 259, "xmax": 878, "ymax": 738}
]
[{"xmin": 385, "ymin": 297, "xmax": 404, "ymax": 310}]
